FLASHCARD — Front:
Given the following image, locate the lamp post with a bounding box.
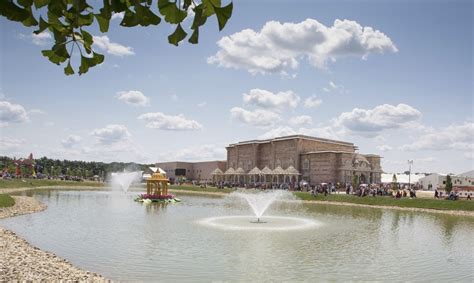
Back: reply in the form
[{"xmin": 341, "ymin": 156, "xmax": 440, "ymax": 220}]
[{"xmin": 408, "ymin": 160, "xmax": 413, "ymax": 190}]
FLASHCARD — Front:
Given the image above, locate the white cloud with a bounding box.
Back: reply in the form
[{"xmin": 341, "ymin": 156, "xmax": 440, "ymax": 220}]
[
  {"xmin": 258, "ymin": 125, "xmax": 340, "ymax": 140},
  {"xmin": 208, "ymin": 18, "xmax": 397, "ymax": 74},
  {"xmin": 258, "ymin": 126, "xmax": 298, "ymax": 139},
  {"xmin": 61, "ymin": 135, "xmax": 82, "ymax": 148},
  {"xmin": 197, "ymin": 102, "xmax": 207, "ymax": 107},
  {"xmin": 0, "ymin": 100, "xmax": 29, "ymax": 127},
  {"xmin": 230, "ymin": 107, "xmax": 280, "ymax": 127},
  {"xmin": 376, "ymin": 145, "xmax": 392, "ymax": 152},
  {"xmin": 0, "ymin": 138, "xmax": 26, "ymax": 151},
  {"xmin": 158, "ymin": 144, "xmax": 226, "ymax": 162},
  {"xmin": 138, "ymin": 112, "xmax": 202, "ymax": 131},
  {"xmin": 336, "ymin": 103, "xmax": 421, "ymax": 136},
  {"xmin": 32, "ymin": 32, "xmax": 52, "ymax": 45},
  {"xmin": 18, "ymin": 32, "xmax": 52, "ymax": 46},
  {"xmin": 116, "ymin": 90, "xmax": 150, "ymax": 107},
  {"xmin": 243, "ymin": 89, "xmax": 300, "ymax": 110},
  {"xmin": 324, "ymin": 81, "xmax": 347, "ymax": 94},
  {"xmin": 289, "ymin": 115, "xmax": 313, "ymax": 127},
  {"xmin": 304, "ymin": 96, "xmax": 322, "ymax": 108},
  {"xmin": 91, "ymin": 124, "xmax": 131, "ymax": 144},
  {"xmin": 400, "ymin": 121, "xmax": 474, "ymax": 151},
  {"xmin": 29, "ymin": 109, "xmax": 46, "ymax": 115},
  {"xmin": 171, "ymin": 94, "xmax": 179, "ymax": 101},
  {"xmin": 93, "ymin": 36, "xmax": 135, "ymax": 57},
  {"xmin": 111, "ymin": 12, "xmax": 124, "ymax": 20}
]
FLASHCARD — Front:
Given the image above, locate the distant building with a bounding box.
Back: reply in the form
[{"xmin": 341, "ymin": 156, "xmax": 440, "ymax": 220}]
[
  {"xmin": 381, "ymin": 173, "xmax": 426, "ymax": 184},
  {"xmin": 418, "ymin": 172, "xmax": 474, "ymax": 195},
  {"xmin": 226, "ymin": 135, "xmax": 382, "ymax": 185},
  {"xmin": 155, "ymin": 161, "xmax": 227, "ymax": 182}
]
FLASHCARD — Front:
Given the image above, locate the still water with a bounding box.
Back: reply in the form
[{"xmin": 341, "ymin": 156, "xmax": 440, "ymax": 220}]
[{"xmin": 1, "ymin": 190, "xmax": 473, "ymax": 281}]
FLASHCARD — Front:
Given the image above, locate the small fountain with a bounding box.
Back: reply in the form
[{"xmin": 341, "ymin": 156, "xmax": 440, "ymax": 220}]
[
  {"xmin": 198, "ymin": 190, "xmax": 320, "ymax": 231},
  {"xmin": 109, "ymin": 171, "xmax": 143, "ymax": 193},
  {"xmin": 233, "ymin": 190, "xmax": 287, "ymax": 223}
]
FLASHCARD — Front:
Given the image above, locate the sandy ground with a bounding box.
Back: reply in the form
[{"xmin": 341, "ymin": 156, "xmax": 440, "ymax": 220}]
[{"xmin": 0, "ymin": 195, "xmax": 108, "ymax": 281}]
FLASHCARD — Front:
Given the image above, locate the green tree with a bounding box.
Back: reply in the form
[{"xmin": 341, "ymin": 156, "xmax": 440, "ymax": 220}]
[
  {"xmin": 445, "ymin": 175, "xmax": 453, "ymax": 194},
  {"xmin": 0, "ymin": 0, "xmax": 233, "ymax": 75},
  {"xmin": 352, "ymin": 174, "xmax": 359, "ymax": 189},
  {"xmin": 391, "ymin": 174, "xmax": 398, "ymax": 193}
]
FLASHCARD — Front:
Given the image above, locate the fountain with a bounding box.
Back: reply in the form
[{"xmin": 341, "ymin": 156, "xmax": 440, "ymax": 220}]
[
  {"xmin": 233, "ymin": 190, "xmax": 287, "ymax": 223},
  {"xmin": 109, "ymin": 171, "xmax": 143, "ymax": 192},
  {"xmin": 198, "ymin": 190, "xmax": 320, "ymax": 231}
]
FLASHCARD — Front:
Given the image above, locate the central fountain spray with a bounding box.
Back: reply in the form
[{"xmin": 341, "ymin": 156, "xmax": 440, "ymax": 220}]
[
  {"xmin": 109, "ymin": 171, "xmax": 143, "ymax": 192},
  {"xmin": 198, "ymin": 189, "xmax": 320, "ymax": 231},
  {"xmin": 233, "ymin": 190, "xmax": 287, "ymax": 223}
]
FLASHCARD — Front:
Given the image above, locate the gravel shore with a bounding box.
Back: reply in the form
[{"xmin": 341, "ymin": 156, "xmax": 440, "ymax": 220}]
[{"xmin": 0, "ymin": 196, "xmax": 107, "ymax": 281}]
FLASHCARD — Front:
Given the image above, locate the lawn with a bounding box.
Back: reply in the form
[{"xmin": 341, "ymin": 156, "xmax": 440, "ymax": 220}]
[
  {"xmin": 170, "ymin": 184, "xmax": 235, "ymax": 194},
  {"xmin": 0, "ymin": 194, "xmax": 15, "ymax": 207},
  {"xmin": 170, "ymin": 185, "xmax": 474, "ymax": 212},
  {"xmin": 0, "ymin": 179, "xmax": 105, "ymax": 190},
  {"xmin": 294, "ymin": 192, "xmax": 474, "ymax": 211}
]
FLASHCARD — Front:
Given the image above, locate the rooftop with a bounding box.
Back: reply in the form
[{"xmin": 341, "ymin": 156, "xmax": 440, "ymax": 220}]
[{"xmin": 227, "ymin": 134, "xmax": 355, "ymax": 148}]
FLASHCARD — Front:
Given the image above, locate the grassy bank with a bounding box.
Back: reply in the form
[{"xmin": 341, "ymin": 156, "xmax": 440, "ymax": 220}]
[
  {"xmin": 0, "ymin": 194, "xmax": 15, "ymax": 207},
  {"xmin": 294, "ymin": 192, "xmax": 474, "ymax": 211},
  {"xmin": 171, "ymin": 185, "xmax": 474, "ymax": 212},
  {"xmin": 170, "ymin": 185, "xmax": 235, "ymax": 194},
  {"xmin": 0, "ymin": 179, "xmax": 105, "ymax": 190}
]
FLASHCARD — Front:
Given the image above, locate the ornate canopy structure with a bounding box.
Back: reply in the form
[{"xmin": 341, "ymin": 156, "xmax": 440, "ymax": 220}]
[
  {"xmin": 146, "ymin": 172, "xmax": 169, "ymax": 196},
  {"xmin": 211, "ymin": 168, "xmax": 224, "ymax": 182}
]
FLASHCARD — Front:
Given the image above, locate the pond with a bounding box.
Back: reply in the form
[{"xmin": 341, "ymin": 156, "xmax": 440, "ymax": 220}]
[{"xmin": 1, "ymin": 190, "xmax": 473, "ymax": 281}]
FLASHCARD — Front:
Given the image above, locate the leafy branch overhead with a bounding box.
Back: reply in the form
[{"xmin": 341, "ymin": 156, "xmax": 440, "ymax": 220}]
[{"xmin": 0, "ymin": 0, "xmax": 233, "ymax": 75}]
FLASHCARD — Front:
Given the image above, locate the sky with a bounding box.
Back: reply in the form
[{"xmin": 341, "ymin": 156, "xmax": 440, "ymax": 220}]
[{"xmin": 0, "ymin": 0, "xmax": 472, "ymax": 174}]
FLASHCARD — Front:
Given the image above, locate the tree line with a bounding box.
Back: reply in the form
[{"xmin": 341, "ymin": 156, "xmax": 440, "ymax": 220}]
[{"xmin": 0, "ymin": 156, "xmax": 153, "ymax": 179}]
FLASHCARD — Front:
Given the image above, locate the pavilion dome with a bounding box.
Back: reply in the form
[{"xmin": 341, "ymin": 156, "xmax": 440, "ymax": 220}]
[
  {"xmin": 211, "ymin": 168, "xmax": 224, "ymax": 175},
  {"xmin": 273, "ymin": 166, "xmax": 286, "ymax": 175},
  {"xmin": 353, "ymin": 154, "xmax": 370, "ymax": 165},
  {"xmin": 261, "ymin": 166, "xmax": 273, "ymax": 175},
  {"xmin": 286, "ymin": 166, "xmax": 300, "ymax": 175},
  {"xmin": 248, "ymin": 167, "xmax": 262, "ymax": 175}
]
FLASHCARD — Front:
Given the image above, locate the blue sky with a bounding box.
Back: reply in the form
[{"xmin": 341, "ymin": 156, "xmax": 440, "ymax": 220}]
[{"xmin": 0, "ymin": 0, "xmax": 472, "ymax": 174}]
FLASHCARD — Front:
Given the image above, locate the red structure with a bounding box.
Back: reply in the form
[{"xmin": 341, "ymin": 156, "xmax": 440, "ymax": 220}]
[{"xmin": 13, "ymin": 153, "xmax": 35, "ymax": 178}]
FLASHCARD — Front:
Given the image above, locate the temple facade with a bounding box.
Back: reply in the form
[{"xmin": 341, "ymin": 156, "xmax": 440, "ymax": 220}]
[{"xmin": 226, "ymin": 135, "xmax": 382, "ymax": 185}]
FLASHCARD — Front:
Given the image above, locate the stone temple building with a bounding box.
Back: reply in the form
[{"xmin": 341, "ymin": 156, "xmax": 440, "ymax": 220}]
[{"xmin": 226, "ymin": 135, "xmax": 382, "ymax": 185}]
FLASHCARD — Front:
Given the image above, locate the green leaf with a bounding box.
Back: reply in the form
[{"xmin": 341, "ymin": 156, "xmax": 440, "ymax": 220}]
[
  {"xmin": 191, "ymin": 4, "xmax": 206, "ymax": 30},
  {"xmin": 202, "ymin": 0, "xmax": 220, "ymax": 17},
  {"xmin": 188, "ymin": 27, "xmax": 199, "ymax": 44},
  {"xmin": 183, "ymin": 0, "xmax": 192, "ymax": 10},
  {"xmin": 121, "ymin": 11, "xmax": 140, "ymax": 27},
  {"xmin": 80, "ymin": 29, "xmax": 93, "ymax": 45},
  {"xmin": 79, "ymin": 55, "xmax": 90, "ymax": 75},
  {"xmin": 21, "ymin": 8, "xmax": 38, "ymax": 27},
  {"xmin": 41, "ymin": 50, "xmax": 62, "ymax": 65},
  {"xmin": 214, "ymin": 2, "xmax": 232, "ymax": 31},
  {"xmin": 34, "ymin": 0, "xmax": 50, "ymax": 9},
  {"xmin": 0, "ymin": 1, "xmax": 30, "ymax": 22},
  {"xmin": 168, "ymin": 24, "xmax": 187, "ymax": 46},
  {"xmin": 158, "ymin": 0, "xmax": 187, "ymax": 24},
  {"xmin": 34, "ymin": 16, "xmax": 49, "ymax": 34},
  {"xmin": 139, "ymin": 6, "xmax": 161, "ymax": 26},
  {"xmin": 80, "ymin": 29, "xmax": 93, "ymax": 53},
  {"xmin": 64, "ymin": 61, "xmax": 74, "ymax": 75},
  {"xmin": 95, "ymin": 14, "xmax": 110, "ymax": 32},
  {"xmin": 52, "ymin": 44, "xmax": 69, "ymax": 61},
  {"xmin": 78, "ymin": 13, "xmax": 94, "ymax": 26},
  {"xmin": 18, "ymin": 0, "xmax": 33, "ymax": 8}
]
